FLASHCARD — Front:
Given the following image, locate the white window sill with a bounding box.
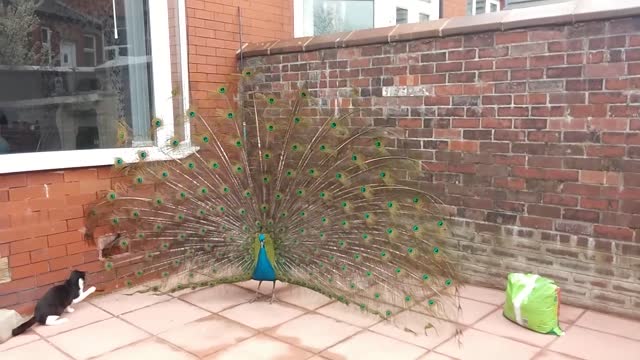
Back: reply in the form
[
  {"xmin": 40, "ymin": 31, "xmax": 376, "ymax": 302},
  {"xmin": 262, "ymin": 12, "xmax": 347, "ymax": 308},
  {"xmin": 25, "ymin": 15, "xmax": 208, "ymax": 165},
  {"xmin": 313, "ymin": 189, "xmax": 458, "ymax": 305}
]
[{"xmin": 0, "ymin": 143, "xmax": 198, "ymax": 174}]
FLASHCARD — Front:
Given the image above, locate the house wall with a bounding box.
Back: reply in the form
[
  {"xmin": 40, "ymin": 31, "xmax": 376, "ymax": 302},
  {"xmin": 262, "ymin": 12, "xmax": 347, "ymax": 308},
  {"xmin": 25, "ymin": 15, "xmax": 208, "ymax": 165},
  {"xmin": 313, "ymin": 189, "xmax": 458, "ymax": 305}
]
[
  {"xmin": 0, "ymin": 0, "xmax": 293, "ymax": 314},
  {"xmin": 240, "ymin": 9, "xmax": 640, "ymax": 318},
  {"xmin": 443, "ymin": 0, "xmax": 469, "ymax": 18}
]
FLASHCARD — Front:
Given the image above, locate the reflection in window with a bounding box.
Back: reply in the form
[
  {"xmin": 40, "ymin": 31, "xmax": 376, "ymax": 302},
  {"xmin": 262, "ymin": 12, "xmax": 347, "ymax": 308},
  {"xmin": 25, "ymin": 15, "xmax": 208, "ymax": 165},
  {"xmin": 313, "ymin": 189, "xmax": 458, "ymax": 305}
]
[
  {"xmin": 396, "ymin": 7, "xmax": 408, "ymax": 24},
  {"xmin": 419, "ymin": 13, "xmax": 430, "ymax": 23},
  {"xmin": 303, "ymin": 0, "xmax": 374, "ymax": 36},
  {"xmin": 0, "ymin": 0, "xmax": 178, "ymax": 154}
]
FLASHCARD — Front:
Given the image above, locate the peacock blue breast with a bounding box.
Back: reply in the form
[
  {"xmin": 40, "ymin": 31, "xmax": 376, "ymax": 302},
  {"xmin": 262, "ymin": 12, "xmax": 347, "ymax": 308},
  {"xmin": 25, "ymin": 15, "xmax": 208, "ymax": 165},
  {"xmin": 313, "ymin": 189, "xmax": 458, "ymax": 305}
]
[{"xmin": 252, "ymin": 235, "xmax": 276, "ymax": 281}]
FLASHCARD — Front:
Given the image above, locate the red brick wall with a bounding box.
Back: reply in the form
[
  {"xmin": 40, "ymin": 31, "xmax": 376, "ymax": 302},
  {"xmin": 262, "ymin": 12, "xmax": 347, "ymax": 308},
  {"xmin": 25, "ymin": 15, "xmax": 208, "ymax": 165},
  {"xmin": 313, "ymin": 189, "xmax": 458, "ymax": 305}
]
[
  {"xmin": 0, "ymin": 0, "xmax": 292, "ymax": 314},
  {"xmin": 443, "ymin": 0, "xmax": 468, "ymax": 18},
  {"xmin": 243, "ymin": 17, "xmax": 640, "ymax": 318}
]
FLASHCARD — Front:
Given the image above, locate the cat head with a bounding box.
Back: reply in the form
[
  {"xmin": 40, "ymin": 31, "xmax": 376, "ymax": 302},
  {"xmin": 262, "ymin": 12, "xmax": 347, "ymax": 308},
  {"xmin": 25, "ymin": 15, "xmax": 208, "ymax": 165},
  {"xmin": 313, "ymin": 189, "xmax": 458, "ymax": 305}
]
[{"xmin": 68, "ymin": 270, "xmax": 86, "ymax": 284}]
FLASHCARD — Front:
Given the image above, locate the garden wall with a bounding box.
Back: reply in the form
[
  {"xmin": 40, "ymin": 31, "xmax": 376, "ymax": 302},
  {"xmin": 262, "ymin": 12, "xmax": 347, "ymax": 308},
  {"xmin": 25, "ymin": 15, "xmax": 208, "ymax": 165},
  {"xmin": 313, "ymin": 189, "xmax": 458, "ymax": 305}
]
[{"xmin": 240, "ymin": 2, "xmax": 640, "ymax": 318}]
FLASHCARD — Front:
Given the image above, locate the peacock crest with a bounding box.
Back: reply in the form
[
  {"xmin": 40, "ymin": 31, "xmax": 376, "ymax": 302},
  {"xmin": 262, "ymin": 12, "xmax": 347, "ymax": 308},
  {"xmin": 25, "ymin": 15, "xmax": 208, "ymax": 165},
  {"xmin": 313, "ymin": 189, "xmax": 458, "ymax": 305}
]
[{"xmin": 85, "ymin": 70, "xmax": 462, "ymax": 334}]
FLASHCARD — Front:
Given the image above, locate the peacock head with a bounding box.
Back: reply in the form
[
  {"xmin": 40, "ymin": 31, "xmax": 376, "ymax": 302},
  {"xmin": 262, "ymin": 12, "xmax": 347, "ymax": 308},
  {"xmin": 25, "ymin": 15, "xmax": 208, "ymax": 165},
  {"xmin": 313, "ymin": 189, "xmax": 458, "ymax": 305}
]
[{"xmin": 258, "ymin": 233, "xmax": 266, "ymax": 243}]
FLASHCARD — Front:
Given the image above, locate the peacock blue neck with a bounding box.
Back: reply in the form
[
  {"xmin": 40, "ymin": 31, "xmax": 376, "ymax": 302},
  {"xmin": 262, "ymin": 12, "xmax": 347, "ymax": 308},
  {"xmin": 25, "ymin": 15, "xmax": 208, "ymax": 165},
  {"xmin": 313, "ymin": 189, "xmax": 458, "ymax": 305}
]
[{"xmin": 252, "ymin": 233, "xmax": 276, "ymax": 281}]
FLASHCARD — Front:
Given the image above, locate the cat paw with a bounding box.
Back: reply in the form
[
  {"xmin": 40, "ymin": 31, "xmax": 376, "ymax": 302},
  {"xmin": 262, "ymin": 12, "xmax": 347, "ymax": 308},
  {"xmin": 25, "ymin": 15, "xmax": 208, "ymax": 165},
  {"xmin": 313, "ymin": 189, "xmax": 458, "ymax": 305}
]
[
  {"xmin": 86, "ymin": 286, "xmax": 96, "ymax": 294},
  {"xmin": 66, "ymin": 307, "xmax": 75, "ymax": 313}
]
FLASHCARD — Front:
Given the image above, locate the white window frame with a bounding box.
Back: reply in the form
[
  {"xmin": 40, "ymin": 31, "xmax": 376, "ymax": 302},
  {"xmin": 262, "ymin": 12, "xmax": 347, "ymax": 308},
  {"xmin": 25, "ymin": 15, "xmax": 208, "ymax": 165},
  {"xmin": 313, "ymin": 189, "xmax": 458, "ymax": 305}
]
[
  {"xmin": 0, "ymin": 0, "xmax": 192, "ymax": 174},
  {"xmin": 471, "ymin": 0, "xmax": 501, "ymax": 15},
  {"xmin": 41, "ymin": 27, "xmax": 53, "ymax": 64}
]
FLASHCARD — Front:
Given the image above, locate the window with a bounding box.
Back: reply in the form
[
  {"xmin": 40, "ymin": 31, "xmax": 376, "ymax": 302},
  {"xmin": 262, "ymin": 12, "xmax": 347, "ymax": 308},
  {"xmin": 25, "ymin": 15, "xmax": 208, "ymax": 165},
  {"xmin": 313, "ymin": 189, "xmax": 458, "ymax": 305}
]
[
  {"xmin": 396, "ymin": 7, "xmax": 408, "ymax": 24},
  {"xmin": 83, "ymin": 35, "xmax": 97, "ymax": 67},
  {"xmin": 419, "ymin": 13, "xmax": 430, "ymax": 22},
  {"xmin": 470, "ymin": 0, "xmax": 501, "ymax": 15},
  {"xmin": 299, "ymin": 0, "xmax": 375, "ymax": 36},
  {"xmin": 0, "ymin": 0, "xmax": 191, "ymax": 174}
]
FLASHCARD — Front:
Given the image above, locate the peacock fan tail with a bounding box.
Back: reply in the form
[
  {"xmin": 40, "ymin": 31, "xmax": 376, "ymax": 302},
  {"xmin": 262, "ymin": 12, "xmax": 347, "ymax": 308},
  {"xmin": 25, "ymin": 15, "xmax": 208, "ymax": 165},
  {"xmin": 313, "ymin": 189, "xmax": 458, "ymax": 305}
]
[{"xmin": 85, "ymin": 70, "xmax": 463, "ymax": 335}]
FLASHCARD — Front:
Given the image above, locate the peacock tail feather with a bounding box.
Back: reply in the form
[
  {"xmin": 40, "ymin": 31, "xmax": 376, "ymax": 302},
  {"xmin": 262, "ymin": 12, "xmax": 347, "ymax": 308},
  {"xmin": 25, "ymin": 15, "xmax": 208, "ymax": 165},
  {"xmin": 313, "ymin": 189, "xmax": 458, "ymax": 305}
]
[{"xmin": 85, "ymin": 70, "xmax": 462, "ymax": 332}]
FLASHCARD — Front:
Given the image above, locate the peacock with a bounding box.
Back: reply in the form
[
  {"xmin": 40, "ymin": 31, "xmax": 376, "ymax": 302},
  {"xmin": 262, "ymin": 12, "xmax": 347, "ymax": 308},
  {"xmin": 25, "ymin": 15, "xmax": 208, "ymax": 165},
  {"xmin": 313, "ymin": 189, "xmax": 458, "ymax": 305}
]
[{"xmin": 85, "ymin": 69, "xmax": 462, "ymax": 334}]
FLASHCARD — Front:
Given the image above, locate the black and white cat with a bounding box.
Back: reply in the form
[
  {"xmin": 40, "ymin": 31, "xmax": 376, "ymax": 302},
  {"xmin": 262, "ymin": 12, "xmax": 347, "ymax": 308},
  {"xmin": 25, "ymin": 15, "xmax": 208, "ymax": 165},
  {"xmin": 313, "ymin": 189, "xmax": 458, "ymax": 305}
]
[{"xmin": 11, "ymin": 270, "xmax": 96, "ymax": 336}]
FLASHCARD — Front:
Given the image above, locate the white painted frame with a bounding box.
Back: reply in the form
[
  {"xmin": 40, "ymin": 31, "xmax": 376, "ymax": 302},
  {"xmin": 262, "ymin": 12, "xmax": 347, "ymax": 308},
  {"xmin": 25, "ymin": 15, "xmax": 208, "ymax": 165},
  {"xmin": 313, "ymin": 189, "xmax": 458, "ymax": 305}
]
[{"xmin": 0, "ymin": 1, "xmax": 192, "ymax": 174}]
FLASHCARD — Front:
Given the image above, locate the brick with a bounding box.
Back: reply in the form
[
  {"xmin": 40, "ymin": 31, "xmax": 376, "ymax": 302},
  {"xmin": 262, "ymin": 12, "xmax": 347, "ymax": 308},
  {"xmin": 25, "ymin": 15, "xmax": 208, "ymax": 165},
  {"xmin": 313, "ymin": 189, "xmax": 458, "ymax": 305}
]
[
  {"xmin": 30, "ymin": 245, "xmax": 67, "ymax": 263},
  {"xmin": 49, "ymin": 254, "xmax": 85, "ymax": 271},
  {"xmin": 450, "ymin": 141, "xmax": 479, "ymax": 153},
  {"xmin": 495, "ymin": 31, "xmax": 528, "ymax": 45},
  {"xmin": 494, "ymin": 177, "xmax": 526, "ymax": 190},
  {"xmin": 547, "ymin": 66, "xmax": 582, "ymax": 78},
  {"xmin": 555, "ymin": 221, "xmax": 592, "ymax": 235},
  {"xmin": 569, "ymin": 104, "xmax": 607, "ymax": 117},
  {"xmin": 10, "ymin": 237, "xmax": 47, "ymax": 254},
  {"xmin": 9, "ymin": 186, "xmax": 45, "ymax": 201},
  {"xmin": 48, "ymin": 231, "xmax": 83, "ymax": 247},
  {"xmin": 594, "ymin": 225, "xmax": 634, "ymax": 242},
  {"xmin": 9, "ymin": 253, "xmax": 30, "ymax": 267},
  {"xmin": 511, "ymin": 69, "xmax": 544, "ymax": 80},
  {"xmin": 11, "ymin": 261, "xmax": 50, "ymax": 279},
  {"xmin": 528, "ymin": 204, "xmax": 561, "ymax": 218},
  {"xmin": 519, "ymin": 216, "xmax": 553, "ymax": 230},
  {"xmin": 27, "ymin": 171, "xmax": 64, "ymax": 186},
  {"xmin": 494, "ymin": 130, "xmax": 525, "ymax": 141},
  {"xmin": 580, "ymin": 198, "xmax": 619, "ymax": 211},
  {"xmin": 36, "ymin": 269, "xmax": 70, "ymax": 287},
  {"xmin": 67, "ymin": 241, "xmax": 94, "ymax": 255},
  {"xmin": 589, "ymin": 92, "xmax": 628, "ymax": 104},
  {"xmin": 496, "ymin": 57, "xmax": 527, "ymax": 69},
  {"xmin": 586, "ymin": 145, "xmax": 626, "ymax": 158},
  {"xmin": 0, "ymin": 174, "xmax": 27, "ymax": 189},
  {"xmin": 563, "ymin": 208, "xmax": 600, "ymax": 223},
  {"xmin": 543, "ymin": 193, "xmax": 579, "ymax": 207}
]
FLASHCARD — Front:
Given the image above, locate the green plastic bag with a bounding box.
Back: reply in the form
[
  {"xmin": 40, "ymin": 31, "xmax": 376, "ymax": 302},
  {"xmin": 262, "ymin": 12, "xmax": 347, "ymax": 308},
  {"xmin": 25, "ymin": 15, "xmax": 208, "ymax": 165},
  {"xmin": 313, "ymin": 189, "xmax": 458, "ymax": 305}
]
[{"xmin": 503, "ymin": 273, "xmax": 564, "ymax": 336}]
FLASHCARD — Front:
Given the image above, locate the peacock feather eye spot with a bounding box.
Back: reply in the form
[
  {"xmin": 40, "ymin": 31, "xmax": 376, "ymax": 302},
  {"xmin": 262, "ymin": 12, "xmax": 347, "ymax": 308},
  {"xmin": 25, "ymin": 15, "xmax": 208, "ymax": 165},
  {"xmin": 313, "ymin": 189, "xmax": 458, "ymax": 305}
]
[
  {"xmin": 155, "ymin": 224, "xmax": 163, "ymax": 231},
  {"xmin": 131, "ymin": 210, "xmax": 140, "ymax": 218},
  {"xmin": 387, "ymin": 201, "xmax": 394, "ymax": 208},
  {"xmin": 125, "ymin": 280, "xmax": 133, "ymax": 287},
  {"xmin": 226, "ymin": 112, "xmax": 234, "ymax": 119},
  {"xmin": 405, "ymin": 295, "xmax": 412, "ymax": 302},
  {"xmin": 296, "ymin": 189, "xmax": 304, "ymax": 196},
  {"xmin": 264, "ymin": 153, "xmax": 271, "ymax": 160},
  {"xmin": 244, "ymin": 191, "xmax": 251, "ymax": 198},
  {"xmin": 349, "ymin": 282, "xmax": 356, "ymax": 289},
  {"xmin": 179, "ymin": 192, "xmax": 187, "ymax": 199},
  {"xmin": 188, "ymin": 111, "xmax": 196, "ymax": 118},
  {"xmin": 375, "ymin": 140, "xmax": 382, "ymax": 148},
  {"xmin": 172, "ymin": 139, "xmax": 180, "ymax": 147},
  {"xmin": 136, "ymin": 270, "xmax": 144, "ymax": 277},
  {"xmin": 364, "ymin": 213, "xmax": 371, "ymax": 220},
  {"xmin": 178, "ymin": 234, "xmax": 186, "ymax": 240},
  {"xmin": 365, "ymin": 271, "xmax": 372, "ymax": 277},
  {"xmin": 445, "ymin": 279, "xmax": 452, "ymax": 287},
  {"xmin": 380, "ymin": 251, "xmax": 387, "ymax": 258},
  {"xmin": 275, "ymin": 193, "xmax": 282, "ymax": 200},
  {"xmin": 263, "ymin": 176, "xmax": 269, "ymax": 183},
  {"xmin": 328, "ymin": 276, "xmax": 333, "ymax": 283},
  {"xmin": 360, "ymin": 303, "xmax": 366, "ymax": 310},
  {"xmin": 319, "ymin": 144, "xmax": 326, "ymax": 151},
  {"xmin": 386, "ymin": 228, "xmax": 393, "ymax": 234},
  {"xmin": 268, "ymin": 97, "xmax": 275, "ymax": 104},
  {"xmin": 218, "ymin": 86, "xmax": 226, "ymax": 94},
  {"xmin": 240, "ymin": 209, "xmax": 246, "ymax": 215},
  {"xmin": 162, "ymin": 271, "xmax": 169, "ymax": 278},
  {"xmin": 374, "ymin": 292, "xmax": 381, "ymax": 299},
  {"xmin": 413, "ymin": 225, "xmax": 419, "ymax": 232},
  {"xmin": 177, "ymin": 213, "xmax": 185, "ymax": 221},
  {"xmin": 329, "ymin": 255, "xmax": 335, "ymax": 261},
  {"xmin": 212, "ymin": 162, "xmax": 220, "ymax": 169},
  {"xmin": 115, "ymin": 158, "xmax": 123, "ymax": 165},
  {"xmin": 119, "ymin": 239, "xmax": 128, "ymax": 248},
  {"xmin": 341, "ymin": 264, "xmax": 347, "ymax": 271},
  {"xmin": 422, "ymin": 274, "xmax": 430, "ymax": 281},
  {"xmin": 280, "ymin": 212, "xmax": 287, "ymax": 218},
  {"xmin": 111, "ymin": 217, "xmax": 119, "ymax": 225},
  {"xmin": 244, "ymin": 70, "xmax": 252, "ymax": 76},
  {"xmin": 236, "ymin": 165, "xmax": 243, "ymax": 173},
  {"xmin": 107, "ymin": 192, "xmax": 117, "ymax": 201},
  {"xmin": 437, "ymin": 220, "xmax": 444, "ymax": 227},
  {"xmin": 338, "ymin": 240, "xmax": 345, "ymax": 247},
  {"xmin": 105, "ymin": 262, "xmax": 114, "ymax": 271},
  {"xmin": 223, "ymin": 187, "xmax": 230, "ymax": 193},
  {"xmin": 351, "ymin": 154, "xmax": 358, "ymax": 161},
  {"xmin": 379, "ymin": 171, "xmax": 386, "ymax": 178},
  {"xmin": 138, "ymin": 151, "xmax": 147, "ymax": 159},
  {"xmin": 162, "ymin": 171, "xmax": 169, "ymax": 178},
  {"xmin": 319, "ymin": 232, "xmax": 325, "ymax": 238},
  {"xmin": 308, "ymin": 169, "xmax": 315, "ymax": 175},
  {"xmin": 385, "ymin": 310, "xmax": 392, "ymax": 317},
  {"xmin": 267, "ymin": 124, "xmax": 274, "ymax": 131},
  {"xmin": 199, "ymin": 209, "xmax": 206, "ymax": 216},
  {"xmin": 218, "ymin": 206, "xmax": 225, "ymax": 213},
  {"xmin": 261, "ymin": 205, "xmax": 268, "ymax": 212},
  {"xmin": 428, "ymin": 299, "xmax": 435, "ymax": 306},
  {"xmin": 321, "ymin": 217, "xmax": 327, "ymax": 223},
  {"xmin": 162, "ymin": 243, "xmax": 170, "ymax": 250},
  {"xmin": 407, "ymin": 247, "xmax": 414, "ymax": 254},
  {"xmin": 300, "ymin": 91, "xmax": 308, "ymax": 98},
  {"xmin": 200, "ymin": 187, "xmax": 208, "ymax": 194},
  {"xmin": 433, "ymin": 247, "xmax": 440, "ymax": 254},
  {"xmin": 201, "ymin": 136, "xmax": 209, "ymax": 143},
  {"xmin": 341, "ymin": 220, "xmax": 348, "ymax": 226},
  {"xmin": 395, "ymin": 267, "xmax": 402, "ymax": 274},
  {"xmin": 354, "ymin": 253, "xmax": 361, "ymax": 260},
  {"xmin": 330, "ymin": 122, "xmax": 337, "ymax": 128},
  {"xmin": 291, "ymin": 144, "xmax": 299, "ymax": 151},
  {"xmin": 294, "ymin": 116, "xmax": 301, "ymax": 124},
  {"xmin": 299, "ymin": 228, "xmax": 305, "ymax": 234},
  {"xmin": 341, "ymin": 201, "xmax": 348, "ymax": 207},
  {"xmin": 413, "ymin": 197, "xmax": 420, "ymax": 203},
  {"xmin": 200, "ymin": 228, "xmax": 207, "ymax": 235},
  {"xmin": 235, "ymin": 140, "xmax": 242, "ymax": 147},
  {"xmin": 362, "ymin": 233, "xmax": 368, "ymax": 240},
  {"xmin": 335, "ymin": 173, "xmax": 343, "ymax": 180},
  {"xmin": 299, "ymin": 211, "xmax": 305, "ymax": 217},
  {"xmin": 286, "ymin": 170, "xmax": 293, "ymax": 177},
  {"xmin": 187, "ymin": 162, "xmax": 195, "ymax": 169},
  {"xmin": 360, "ymin": 186, "xmax": 367, "ymax": 193},
  {"xmin": 154, "ymin": 119, "xmax": 162, "ymax": 127},
  {"xmin": 319, "ymin": 192, "xmax": 326, "ymax": 198}
]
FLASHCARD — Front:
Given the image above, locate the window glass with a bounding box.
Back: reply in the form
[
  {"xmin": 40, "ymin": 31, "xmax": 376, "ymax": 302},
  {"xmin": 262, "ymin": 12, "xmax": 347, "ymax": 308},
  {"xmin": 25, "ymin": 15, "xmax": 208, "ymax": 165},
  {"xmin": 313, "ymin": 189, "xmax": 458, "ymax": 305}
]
[
  {"xmin": 419, "ymin": 13, "xmax": 430, "ymax": 22},
  {"xmin": 0, "ymin": 0, "xmax": 158, "ymax": 154},
  {"xmin": 303, "ymin": 0, "xmax": 374, "ymax": 36},
  {"xmin": 396, "ymin": 7, "xmax": 408, "ymax": 24}
]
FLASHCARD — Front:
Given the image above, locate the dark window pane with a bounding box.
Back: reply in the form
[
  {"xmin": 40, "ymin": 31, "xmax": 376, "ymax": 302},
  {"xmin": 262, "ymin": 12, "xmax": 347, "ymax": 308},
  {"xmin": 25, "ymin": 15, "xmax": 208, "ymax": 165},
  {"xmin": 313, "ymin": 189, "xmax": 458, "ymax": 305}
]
[{"xmin": 396, "ymin": 7, "xmax": 408, "ymax": 24}]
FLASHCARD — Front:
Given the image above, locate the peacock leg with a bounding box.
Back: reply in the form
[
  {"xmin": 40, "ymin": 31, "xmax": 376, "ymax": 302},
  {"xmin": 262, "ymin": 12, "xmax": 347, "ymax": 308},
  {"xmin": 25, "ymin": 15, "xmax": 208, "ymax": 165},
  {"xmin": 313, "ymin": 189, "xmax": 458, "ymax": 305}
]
[
  {"xmin": 249, "ymin": 280, "xmax": 264, "ymax": 303},
  {"xmin": 269, "ymin": 281, "xmax": 278, "ymax": 304}
]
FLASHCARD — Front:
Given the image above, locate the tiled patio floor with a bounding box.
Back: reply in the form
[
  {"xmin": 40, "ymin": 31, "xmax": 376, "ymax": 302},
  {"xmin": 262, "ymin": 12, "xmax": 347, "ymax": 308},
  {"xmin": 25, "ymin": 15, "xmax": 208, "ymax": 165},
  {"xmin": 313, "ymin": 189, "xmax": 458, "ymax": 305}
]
[{"xmin": 2, "ymin": 282, "xmax": 640, "ymax": 359}]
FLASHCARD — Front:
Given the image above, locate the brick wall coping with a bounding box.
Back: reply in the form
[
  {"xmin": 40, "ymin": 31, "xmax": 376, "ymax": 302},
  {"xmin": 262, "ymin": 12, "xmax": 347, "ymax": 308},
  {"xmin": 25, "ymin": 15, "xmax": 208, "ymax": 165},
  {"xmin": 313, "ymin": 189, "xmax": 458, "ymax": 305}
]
[{"xmin": 237, "ymin": 0, "xmax": 640, "ymax": 58}]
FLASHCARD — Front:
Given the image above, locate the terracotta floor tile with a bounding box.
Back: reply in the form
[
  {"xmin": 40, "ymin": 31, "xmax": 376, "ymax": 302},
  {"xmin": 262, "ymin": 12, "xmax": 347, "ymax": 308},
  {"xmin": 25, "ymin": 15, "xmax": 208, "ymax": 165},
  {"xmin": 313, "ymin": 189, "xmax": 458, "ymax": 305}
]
[
  {"xmin": 158, "ymin": 314, "xmax": 256, "ymax": 357},
  {"xmin": 417, "ymin": 297, "xmax": 497, "ymax": 326},
  {"xmin": 322, "ymin": 330, "xmax": 427, "ymax": 360},
  {"xmin": 277, "ymin": 285, "xmax": 333, "ymax": 310},
  {"xmin": 90, "ymin": 287, "xmax": 172, "ymax": 315},
  {"xmin": 94, "ymin": 338, "xmax": 196, "ymax": 360},
  {"xmin": 1, "ymin": 340, "xmax": 70, "ymax": 360},
  {"xmin": 316, "ymin": 302, "xmax": 383, "ymax": 328},
  {"xmin": 435, "ymin": 328, "xmax": 540, "ymax": 360},
  {"xmin": 575, "ymin": 310, "xmax": 640, "ymax": 340},
  {"xmin": 473, "ymin": 309, "xmax": 558, "ymax": 347},
  {"xmin": 235, "ymin": 280, "xmax": 288, "ymax": 295},
  {"xmin": 219, "ymin": 301, "xmax": 304, "ymax": 330},
  {"xmin": 48, "ymin": 318, "xmax": 148, "ymax": 359},
  {"xmin": 268, "ymin": 313, "xmax": 360, "ymax": 352},
  {"xmin": 418, "ymin": 352, "xmax": 457, "ymax": 360},
  {"xmin": 34, "ymin": 302, "xmax": 111, "ymax": 337},
  {"xmin": 0, "ymin": 331, "xmax": 40, "ymax": 352},
  {"xmin": 121, "ymin": 298, "xmax": 210, "ymax": 334},
  {"xmin": 180, "ymin": 284, "xmax": 256, "ymax": 313},
  {"xmin": 559, "ymin": 304, "xmax": 585, "ymax": 324},
  {"xmin": 534, "ymin": 350, "xmax": 583, "ymax": 359},
  {"xmin": 369, "ymin": 311, "xmax": 460, "ymax": 349},
  {"xmin": 205, "ymin": 334, "xmax": 312, "ymax": 360},
  {"xmin": 549, "ymin": 325, "xmax": 640, "ymax": 360},
  {"xmin": 459, "ymin": 285, "xmax": 505, "ymax": 305}
]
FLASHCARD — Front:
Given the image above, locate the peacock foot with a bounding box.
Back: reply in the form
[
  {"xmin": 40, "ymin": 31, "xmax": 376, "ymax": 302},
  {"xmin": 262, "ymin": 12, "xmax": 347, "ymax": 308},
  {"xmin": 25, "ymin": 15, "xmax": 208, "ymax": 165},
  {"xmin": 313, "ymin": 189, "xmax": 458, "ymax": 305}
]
[{"xmin": 269, "ymin": 294, "xmax": 279, "ymax": 304}]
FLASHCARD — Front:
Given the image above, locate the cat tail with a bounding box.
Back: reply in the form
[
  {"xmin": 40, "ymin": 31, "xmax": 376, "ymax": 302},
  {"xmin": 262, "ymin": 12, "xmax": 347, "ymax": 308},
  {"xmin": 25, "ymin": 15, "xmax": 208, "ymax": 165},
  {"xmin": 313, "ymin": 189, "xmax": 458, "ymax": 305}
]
[{"xmin": 12, "ymin": 316, "xmax": 36, "ymax": 336}]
